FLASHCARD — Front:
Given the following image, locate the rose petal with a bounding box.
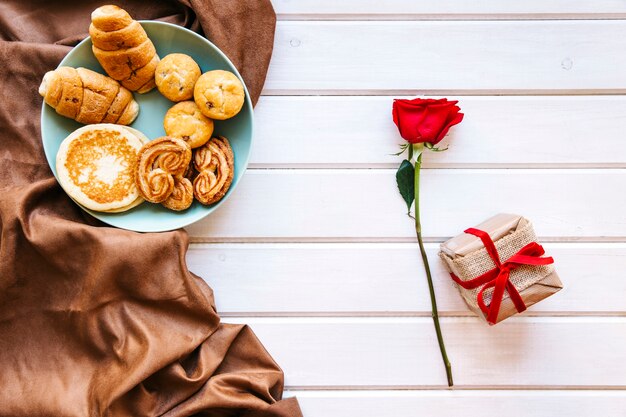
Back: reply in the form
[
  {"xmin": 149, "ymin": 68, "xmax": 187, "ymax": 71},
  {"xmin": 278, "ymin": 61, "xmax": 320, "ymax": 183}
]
[
  {"xmin": 394, "ymin": 100, "xmax": 428, "ymax": 143},
  {"xmin": 401, "ymin": 98, "xmax": 448, "ymax": 108},
  {"xmin": 417, "ymin": 104, "xmax": 457, "ymax": 143},
  {"xmin": 392, "ymin": 98, "xmax": 464, "ymax": 145},
  {"xmin": 433, "ymin": 111, "xmax": 464, "ymax": 144}
]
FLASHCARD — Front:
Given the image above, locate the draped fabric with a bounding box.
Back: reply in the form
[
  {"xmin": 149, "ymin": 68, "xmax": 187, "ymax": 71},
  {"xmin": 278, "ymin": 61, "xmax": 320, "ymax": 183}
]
[{"xmin": 0, "ymin": 1, "xmax": 302, "ymax": 415}]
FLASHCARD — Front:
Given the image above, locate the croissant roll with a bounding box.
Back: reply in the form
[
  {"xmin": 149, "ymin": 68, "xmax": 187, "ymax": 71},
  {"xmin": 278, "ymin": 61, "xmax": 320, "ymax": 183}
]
[
  {"xmin": 90, "ymin": 5, "xmax": 159, "ymax": 93},
  {"xmin": 193, "ymin": 136, "xmax": 234, "ymax": 205},
  {"xmin": 90, "ymin": 20, "xmax": 146, "ymax": 51},
  {"xmin": 162, "ymin": 177, "xmax": 194, "ymax": 211},
  {"xmin": 101, "ymin": 84, "xmax": 135, "ymax": 124},
  {"xmin": 39, "ymin": 66, "xmax": 138, "ymax": 125},
  {"xmin": 39, "ymin": 66, "xmax": 82, "ymax": 119},
  {"xmin": 135, "ymin": 137, "xmax": 191, "ymax": 203},
  {"xmin": 120, "ymin": 54, "xmax": 159, "ymax": 93}
]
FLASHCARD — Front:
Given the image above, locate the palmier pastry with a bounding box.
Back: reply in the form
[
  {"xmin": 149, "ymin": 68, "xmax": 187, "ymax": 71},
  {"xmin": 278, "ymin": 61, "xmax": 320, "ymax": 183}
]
[
  {"xmin": 162, "ymin": 177, "xmax": 193, "ymax": 211},
  {"xmin": 193, "ymin": 136, "xmax": 234, "ymax": 205},
  {"xmin": 135, "ymin": 137, "xmax": 191, "ymax": 204},
  {"xmin": 193, "ymin": 70, "xmax": 245, "ymax": 120},
  {"xmin": 163, "ymin": 101, "xmax": 214, "ymax": 148}
]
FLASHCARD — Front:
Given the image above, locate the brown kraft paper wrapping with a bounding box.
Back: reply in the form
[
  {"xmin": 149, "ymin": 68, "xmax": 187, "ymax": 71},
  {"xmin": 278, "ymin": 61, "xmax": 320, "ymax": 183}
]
[
  {"xmin": 0, "ymin": 1, "xmax": 302, "ymax": 416},
  {"xmin": 439, "ymin": 213, "xmax": 563, "ymax": 324}
]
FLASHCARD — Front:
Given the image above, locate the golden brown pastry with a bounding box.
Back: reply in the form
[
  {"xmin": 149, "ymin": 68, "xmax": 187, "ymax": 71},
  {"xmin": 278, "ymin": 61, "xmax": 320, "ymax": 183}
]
[
  {"xmin": 193, "ymin": 70, "xmax": 245, "ymax": 120},
  {"xmin": 55, "ymin": 124, "xmax": 145, "ymax": 213},
  {"xmin": 90, "ymin": 5, "xmax": 159, "ymax": 93},
  {"xmin": 162, "ymin": 177, "xmax": 193, "ymax": 211},
  {"xmin": 193, "ymin": 136, "xmax": 234, "ymax": 205},
  {"xmin": 135, "ymin": 137, "xmax": 192, "ymax": 204},
  {"xmin": 163, "ymin": 101, "xmax": 214, "ymax": 149},
  {"xmin": 39, "ymin": 66, "xmax": 138, "ymax": 125},
  {"xmin": 183, "ymin": 160, "xmax": 197, "ymax": 181},
  {"xmin": 155, "ymin": 53, "xmax": 201, "ymax": 102}
]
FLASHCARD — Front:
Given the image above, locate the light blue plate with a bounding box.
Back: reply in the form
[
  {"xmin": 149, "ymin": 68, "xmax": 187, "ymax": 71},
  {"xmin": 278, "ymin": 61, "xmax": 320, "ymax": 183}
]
[{"xmin": 41, "ymin": 21, "xmax": 253, "ymax": 232}]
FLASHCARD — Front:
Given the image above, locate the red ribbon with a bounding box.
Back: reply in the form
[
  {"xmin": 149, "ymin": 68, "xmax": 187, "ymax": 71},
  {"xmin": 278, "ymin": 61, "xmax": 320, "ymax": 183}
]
[{"xmin": 449, "ymin": 228, "xmax": 554, "ymax": 325}]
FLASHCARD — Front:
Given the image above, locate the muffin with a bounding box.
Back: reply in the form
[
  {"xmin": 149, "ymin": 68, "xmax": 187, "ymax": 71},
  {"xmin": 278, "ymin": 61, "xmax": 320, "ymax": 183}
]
[
  {"xmin": 193, "ymin": 70, "xmax": 245, "ymax": 120},
  {"xmin": 155, "ymin": 53, "xmax": 201, "ymax": 102},
  {"xmin": 163, "ymin": 101, "xmax": 214, "ymax": 148}
]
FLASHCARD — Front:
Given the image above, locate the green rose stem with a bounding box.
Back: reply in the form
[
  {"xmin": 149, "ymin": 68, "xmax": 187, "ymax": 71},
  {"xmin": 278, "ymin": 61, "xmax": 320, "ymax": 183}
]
[{"xmin": 413, "ymin": 146, "xmax": 453, "ymax": 387}]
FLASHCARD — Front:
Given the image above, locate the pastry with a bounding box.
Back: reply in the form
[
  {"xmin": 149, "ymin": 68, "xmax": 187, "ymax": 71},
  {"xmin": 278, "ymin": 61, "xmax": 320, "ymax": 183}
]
[
  {"xmin": 163, "ymin": 101, "xmax": 214, "ymax": 148},
  {"xmin": 193, "ymin": 70, "xmax": 245, "ymax": 120},
  {"xmin": 135, "ymin": 137, "xmax": 192, "ymax": 204},
  {"xmin": 90, "ymin": 5, "xmax": 159, "ymax": 93},
  {"xmin": 56, "ymin": 124, "xmax": 145, "ymax": 212},
  {"xmin": 102, "ymin": 195, "xmax": 144, "ymax": 213},
  {"xmin": 155, "ymin": 53, "xmax": 201, "ymax": 102},
  {"xmin": 193, "ymin": 136, "xmax": 234, "ymax": 205},
  {"xmin": 162, "ymin": 178, "xmax": 194, "ymax": 211},
  {"xmin": 39, "ymin": 66, "xmax": 138, "ymax": 125},
  {"xmin": 122, "ymin": 126, "xmax": 150, "ymax": 145}
]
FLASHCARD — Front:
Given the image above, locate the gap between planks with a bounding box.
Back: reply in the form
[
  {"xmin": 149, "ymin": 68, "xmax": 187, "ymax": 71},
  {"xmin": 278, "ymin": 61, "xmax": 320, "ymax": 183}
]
[
  {"xmin": 221, "ymin": 316, "xmax": 626, "ymax": 325},
  {"xmin": 260, "ymin": 89, "xmax": 626, "ymax": 97},
  {"xmin": 248, "ymin": 164, "xmax": 626, "ymax": 169},
  {"xmin": 189, "ymin": 237, "xmax": 626, "ymax": 244},
  {"xmin": 272, "ymin": 0, "xmax": 626, "ymax": 22},
  {"xmin": 284, "ymin": 385, "xmax": 626, "ymax": 391},
  {"xmin": 276, "ymin": 16, "xmax": 626, "ymax": 22},
  {"xmin": 218, "ymin": 311, "xmax": 626, "ymax": 319}
]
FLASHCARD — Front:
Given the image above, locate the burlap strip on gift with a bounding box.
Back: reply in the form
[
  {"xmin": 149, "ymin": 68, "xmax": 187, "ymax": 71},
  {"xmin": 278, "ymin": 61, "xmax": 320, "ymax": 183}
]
[{"xmin": 440, "ymin": 219, "xmax": 554, "ymax": 309}]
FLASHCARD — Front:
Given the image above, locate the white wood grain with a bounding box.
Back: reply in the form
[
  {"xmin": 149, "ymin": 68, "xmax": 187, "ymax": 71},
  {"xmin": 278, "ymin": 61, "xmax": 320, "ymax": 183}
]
[
  {"xmin": 188, "ymin": 243, "xmax": 626, "ymax": 315},
  {"xmin": 265, "ymin": 21, "xmax": 626, "ymax": 94},
  {"xmin": 186, "ymin": 169, "xmax": 626, "ymax": 240},
  {"xmin": 225, "ymin": 317, "xmax": 626, "ymax": 387},
  {"xmin": 253, "ymin": 96, "xmax": 626, "ymax": 168},
  {"xmin": 192, "ymin": 6, "xmax": 626, "ymax": 407},
  {"xmin": 285, "ymin": 390, "xmax": 626, "ymax": 417},
  {"xmin": 274, "ymin": 0, "xmax": 626, "ymax": 20}
]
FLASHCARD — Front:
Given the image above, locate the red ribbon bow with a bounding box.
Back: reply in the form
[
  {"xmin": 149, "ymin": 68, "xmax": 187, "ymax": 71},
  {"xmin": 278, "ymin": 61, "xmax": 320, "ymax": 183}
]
[{"xmin": 449, "ymin": 228, "xmax": 554, "ymax": 325}]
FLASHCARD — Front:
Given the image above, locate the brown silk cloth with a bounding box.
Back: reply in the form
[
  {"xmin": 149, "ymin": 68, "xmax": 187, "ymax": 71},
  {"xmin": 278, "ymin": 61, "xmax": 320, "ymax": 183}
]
[{"xmin": 0, "ymin": 1, "xmax": 302, "ymax": 416}]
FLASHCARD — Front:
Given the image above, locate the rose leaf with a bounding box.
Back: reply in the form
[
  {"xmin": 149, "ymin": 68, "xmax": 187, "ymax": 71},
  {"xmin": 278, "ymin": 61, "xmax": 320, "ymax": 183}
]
[{"xmin": 396, "ymin": 159, "xmax": 415, "ymax": 213}]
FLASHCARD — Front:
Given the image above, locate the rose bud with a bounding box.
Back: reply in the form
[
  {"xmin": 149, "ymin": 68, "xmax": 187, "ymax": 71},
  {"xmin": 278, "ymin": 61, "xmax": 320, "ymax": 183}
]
[{"xmin": 392, "ymin": 98, "xmax": 464, "ymax": 145}]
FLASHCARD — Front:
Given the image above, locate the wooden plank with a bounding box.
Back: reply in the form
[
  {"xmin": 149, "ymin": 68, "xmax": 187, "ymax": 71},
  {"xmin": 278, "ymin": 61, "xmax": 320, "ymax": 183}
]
[
  {"xmin": 265, "ymin": 21, "xmax": 626, "ymax": 94},
  {"xmin": 188, "ymin": 242, "xmax": 626, "ymax": 315},
  {"xmin": 225, "ymin": 317, "xmax": 626, "ymax": 387},
  {"xmin": 253, "ymin": 96, "xmax": 626, "ymax": 168},
  {"xmin": 186, "ymin": 169, "xmax": 626, "ymax": 241},
  {"xmin": 274, "ymin": 0, "xmax": 626, "ymax": 20},
  {"xmin": 285, "ymin": 390, "xmax": 626, "ymax": 417}
]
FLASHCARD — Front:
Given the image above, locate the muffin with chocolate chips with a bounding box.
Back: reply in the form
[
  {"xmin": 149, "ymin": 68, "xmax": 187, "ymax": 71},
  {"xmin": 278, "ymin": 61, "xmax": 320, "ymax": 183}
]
[
  {"xmin": 155, "ymin": 53, "xmax": 201, "ymax": 102},
  {"xmin": 193, "ymin": 70, "xmax": 245, "ymax": 120},
  {"xmin": 163, "ymin": 101, "xmax": 214, "ymax": 149}
]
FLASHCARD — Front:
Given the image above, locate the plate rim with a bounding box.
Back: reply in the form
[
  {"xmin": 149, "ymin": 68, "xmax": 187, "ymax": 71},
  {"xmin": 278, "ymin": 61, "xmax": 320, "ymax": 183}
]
[{"xmin": 40, "ymin": 20, "xmax": 254, "ymax": 233}]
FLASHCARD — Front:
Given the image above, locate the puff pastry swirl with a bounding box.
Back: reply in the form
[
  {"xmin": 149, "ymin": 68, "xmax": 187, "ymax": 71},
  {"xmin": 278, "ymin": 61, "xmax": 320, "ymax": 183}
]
[
  {"xmin": 135, "ymin": 137, "xmax": 191, "ymax": 204},
  {"xmin": 193, "ymin": 136, "xmax": 234, "ymax": 205},
  {"xmin": 162, "ymin": 177, "xmax": 194, "ymax": 211}
]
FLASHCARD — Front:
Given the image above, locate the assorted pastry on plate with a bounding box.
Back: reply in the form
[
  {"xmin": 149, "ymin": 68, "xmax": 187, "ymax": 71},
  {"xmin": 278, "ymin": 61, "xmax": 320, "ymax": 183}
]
[{"xmin": 40, "ymin": 5, "xmax": 244, "ymax": 213}]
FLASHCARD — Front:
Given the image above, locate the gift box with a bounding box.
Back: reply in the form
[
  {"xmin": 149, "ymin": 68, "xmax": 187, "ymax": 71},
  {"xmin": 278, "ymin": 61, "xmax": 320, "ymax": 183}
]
[{"xmin": 439, "ymin": 213, "xmax": 563, "ymax": 325}]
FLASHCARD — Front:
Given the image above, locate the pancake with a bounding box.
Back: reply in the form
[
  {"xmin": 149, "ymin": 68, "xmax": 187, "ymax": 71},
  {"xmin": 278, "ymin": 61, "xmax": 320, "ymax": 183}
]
[
  {"xmin": 99, "ymin": 127, "xmax": 149, "ymax": 212},
  {"xmin": 101, "ymin": 194, "xmax": 144, "ymax": 213},
  {"xmin": 56, "ymin": 124, "xmax": 146, "ymax": 212},
  {"xmin": 122, "ymin": 126, "xmax": 150, "ymax": 145}
]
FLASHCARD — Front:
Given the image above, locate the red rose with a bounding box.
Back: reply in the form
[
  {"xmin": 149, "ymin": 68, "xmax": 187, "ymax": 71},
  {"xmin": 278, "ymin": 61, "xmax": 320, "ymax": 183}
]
[{"xmin": 392, "ymin": 98, "xmax": 464, "ymax": 145}]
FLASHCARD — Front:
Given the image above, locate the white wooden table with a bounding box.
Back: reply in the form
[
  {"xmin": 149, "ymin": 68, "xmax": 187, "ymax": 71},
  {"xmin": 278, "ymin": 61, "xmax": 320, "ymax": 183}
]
[{"xmin": 186, "ymin": 2, "xmax": 626, "ymax": 415}]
